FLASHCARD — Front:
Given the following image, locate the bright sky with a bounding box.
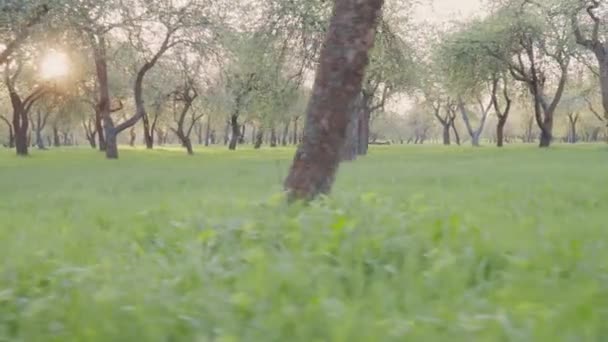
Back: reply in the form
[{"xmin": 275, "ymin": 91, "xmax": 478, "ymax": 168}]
[{"xmin": 414, "ymin": 0, "xmax": 484, "ymax": 23}]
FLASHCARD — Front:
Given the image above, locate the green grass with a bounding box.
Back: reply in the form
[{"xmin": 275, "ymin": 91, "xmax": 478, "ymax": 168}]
[{"xmin": 1, "ymin": 145, "xmax": 608, "ymax": 341}]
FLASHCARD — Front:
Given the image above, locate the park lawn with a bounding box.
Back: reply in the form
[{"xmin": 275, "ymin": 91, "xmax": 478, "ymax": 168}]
[{"xmin": 0, "ymin": 144, "xmax": 607, "ymax": 341}]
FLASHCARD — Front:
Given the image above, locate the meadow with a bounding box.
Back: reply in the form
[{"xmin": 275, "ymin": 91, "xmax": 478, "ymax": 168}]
[{"xmin": 1, "ymin": 145, "xmax": 607, "ymax": 341}]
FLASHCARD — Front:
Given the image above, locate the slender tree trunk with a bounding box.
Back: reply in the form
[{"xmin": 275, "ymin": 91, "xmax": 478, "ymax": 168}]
[
  {"xmin": 284, "ymin": 0, "xmax": 383, "ymax": 201},
  {"xmin": 142, "ymin": 114, "xmax": 153, "ymax": 149},
  {"xmin": 281, "ymin": 120, "xmax": 290, "ymax": 146},
  {"xmin": 196, "ymin": 121, "xmax": 203, "ymax": 145},
  {"xmin": 129, "ymin": 127, "xmax": 136, "ymax": 147},
  {"xmin": 95, "ymin": 109, "xmax": 106, "ymax": 151},
  {"xmin": 205, "ymin": 115, "xmax": 211, "ymax": 147},
  {"xmin": 239, "ymin": 124, "xmax": 246, "ymax": 144},
  {"xmin": 292, "ymin": 117, "xmax": 299, "ymax": 145},
  {"xmin": 451, "ymin": 122, "xmax": 461, "ymax": 146},
  {"xmin": 228, "ymin": 115, "xmax": 239, "ymax": 150},
  {"xmin": 357, "ymin": 107, "xmax": 370, "ymax": 155},
  {"xmin": 270, "ymin": 126, "xmax": 278, "ymax": 147}
]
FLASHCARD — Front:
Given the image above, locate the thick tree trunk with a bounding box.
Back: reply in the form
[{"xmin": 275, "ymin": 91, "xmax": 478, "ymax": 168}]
[
  {"xmin": 284, "ymin": 0, "xmax": 383, "ymax": 201},
  {"xmin": 254, "ymin": 128, "xmax": 264, "ymax": 149},
  {"xmin": 442, "ymin": 124, "xmax": 451, "ymax": 145},
  {"xmin": 595, "ymin": 50, "xmax": 608, "ymax": 122},
  {"xmin": 105, "ymin": 127, "xmax": 118, "ymax": 159},
  {"xmin": 496, "ymin": 119, "xmax": 506, "ymax": 147},
  {"xmin": 539, "ymin": 115, "xmax": 554, "ymax": 148},
  {"xmin": 471, "ymin": 133, "xmax": 480, "ymax": 147},
  {"xmin": 228, "ymin": 115, "xmax": 239, "ymax": 150}
]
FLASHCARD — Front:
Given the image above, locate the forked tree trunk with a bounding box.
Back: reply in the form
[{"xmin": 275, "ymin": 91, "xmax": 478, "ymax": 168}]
[{"xmin": 284, "ymin": 0, "xmax": 383, "ymax": 201}]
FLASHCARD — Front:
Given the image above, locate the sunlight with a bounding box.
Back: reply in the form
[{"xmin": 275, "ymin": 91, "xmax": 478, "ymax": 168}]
[{"xmin": 40, "ymin": 51, "xmax": 70, "ymax": 80}]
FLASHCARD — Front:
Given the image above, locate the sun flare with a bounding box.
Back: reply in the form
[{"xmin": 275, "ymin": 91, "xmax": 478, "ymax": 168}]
[{"xmin": 40, "ymin": 51, "xmax": 70, "ymax": 80}]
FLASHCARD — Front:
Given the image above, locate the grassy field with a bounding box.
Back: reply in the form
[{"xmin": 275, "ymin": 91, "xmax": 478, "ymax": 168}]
[{"xmin": 1, "ymin": 145, "xmax": 608, "ymax": 341}]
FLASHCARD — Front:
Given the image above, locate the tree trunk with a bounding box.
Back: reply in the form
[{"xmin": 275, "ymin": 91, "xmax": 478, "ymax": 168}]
[
  {"xmin": 270, "ymin": 126, "xmax": 278, "ymax": 147},
  {"xmin": 129, "ymin": 127, "xmax": 136, "ymax": 147},
  {"xmin": 95, "ymin": 109, "xmax": 106, "ymax": 151},
  {"xmin": 204, "ymin": 115, "xmax": 212, "ymax": 146},
  {"xmin": 292, "ymin": 117, "xmax": 299, "ymax": 145},
  {"xmin": 341, "ymin": 105, "xmax": 360, "ymax": 161},
  {"xmin": 254, "ymin": 128, "xmax": 264, "ymax": 149},
  {"xmin": 451, "ymin": 122, "xmax": 461, "ymax": 146},
  {"xmin": 595, "ymin": 49, "xmax": 608, "ymax": 122},
  {"xmin": 196, "ymin": 122, "xmax": 203, "ymax": 145},
  {"xmin": 142, "ymin": 114, "xmax": 153, "ymax": 149},
  {"xmin": 105, "ymin": 127, "xmax": 118, "ymax": 159},
  {"xmin": 281, "ymin": 120, "xmax": 290, "ymax": 146},
  {"xmin": 184, "ymin": 137, "xmax": 193, "ymax": 155},
  {"xmin": 239, "ymin": 124, "xmax": 246, "ymax": 144},
  {"xmin": 224, "ymin": 121, "xmax": 230, "ymax": 145},
  {"xmin": 539, "ymin": 115, "xmax": 554, "ymax": 148},
  {"xmin": 357, "ymin": 107, "xmax": 370, "ymax": 155},
  {"xmin": 496, "ymin": 119, "xmax": 506, "ymax": 147},
  {"xmin": 442, "ymin": 124, "xmax": 451, "ymax": 145},
  {"xmin": 284, "ymin": 0, "xmax": 383, "ymax": 201},
  {"xmin": 228, "ymin": 115, "xmax": 239, "ymax": 150}
]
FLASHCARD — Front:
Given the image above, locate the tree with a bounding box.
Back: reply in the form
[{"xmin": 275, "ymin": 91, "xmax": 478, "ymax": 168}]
[
  {"xmin": 461, "ymin": 1, "xmax": 573, "ymax": 147},
  {"xmin": 571, "ymin": 0, "xmax": 608, "ymax": 122},
  {"xmin": 491, "ymin": 74, "xmax": 513, "ymax": 147},
  {"xmin": 3, "ymin": 60, "xmax": 53, "ymax": 155},
  {"xmin": 168, "ymin": 55, "xmax": 204, "ymax": 155},
  {"xmin": 0, "ymin": 3, "xmax": 50, "ymax": 65},
  {"xmin": 284, "ymin": 0, "xmax": 384, "ymax": 201}
]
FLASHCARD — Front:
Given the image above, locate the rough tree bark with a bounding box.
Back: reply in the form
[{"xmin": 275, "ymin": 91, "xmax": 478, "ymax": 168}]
[{"xmin": 284, "ymin": 0, "xmax": 384, "ymax": 201}]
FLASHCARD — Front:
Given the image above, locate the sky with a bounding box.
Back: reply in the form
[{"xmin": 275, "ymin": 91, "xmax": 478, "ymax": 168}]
[{"xmin": 414, "ymin": 0, "xmax": 484, "ymax": 23}]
